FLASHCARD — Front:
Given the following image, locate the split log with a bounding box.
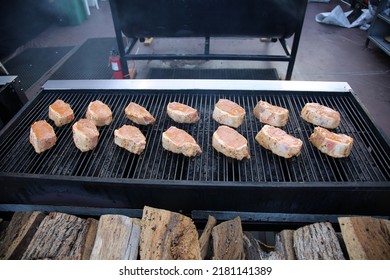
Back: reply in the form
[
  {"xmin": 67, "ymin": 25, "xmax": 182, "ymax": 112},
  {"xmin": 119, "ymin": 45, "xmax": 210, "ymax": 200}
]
[
  {"xmin": 21, "ymin": 212, "xmax": 98, "ymax": 260},
  {"xmin": 293, "ymin": 222, "xmax": 345, "ymax": 260},
  {"xmin": 199, "ymin": 215, "xmax": 217, "ymax": 259},
  {"xmin": 274, "ymin": 230, "xmax": 296, "ymax": 260},
  {"xmin": 0, "ymin": 211, "xmax": 45, "ymax": 260},
  {"xmin": 212, "ymin": 216, "xmax": 245, "ymax": 260},
  {"xmin": 82, "ymin": 218, "xmax": 99, "ymax": 260},
  {"xmin": 338, "ymin": 216, "xmax": 390, "ymax": 260},
  {"xmin": 243, "ymin": 231, "xmax": 262, "ymax": 260},
  {"xmin": 90, "ymin": 215, "xmax": 141, "ymax": 260},
  {"xmin": 264, "ymin": 230, "xmax": 296, "ymax": 260},
  {"xmin": 140, "ymin": 206, "xmax": 201, "ymax": 260}
]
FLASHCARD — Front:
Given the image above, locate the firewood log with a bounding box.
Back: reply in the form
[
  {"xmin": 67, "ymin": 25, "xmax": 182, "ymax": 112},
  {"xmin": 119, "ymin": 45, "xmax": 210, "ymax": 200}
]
[
  {"xmin": 339, "ymin": 216, "xmax": 390, "ymax": 260},
  {"xmin": 90, "ymin": 215, "xmax": 140, "ymax": 260},
  {"xmin": 140, "ymin": 206, "xmax": 201, "ymax": 260}
]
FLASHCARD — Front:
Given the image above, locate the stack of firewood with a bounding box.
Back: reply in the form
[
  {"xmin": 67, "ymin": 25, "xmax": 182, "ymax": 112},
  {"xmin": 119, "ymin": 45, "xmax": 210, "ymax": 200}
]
[{"xmin": 0, "ymin": 206, "xmax": 389, "ymax": 260}]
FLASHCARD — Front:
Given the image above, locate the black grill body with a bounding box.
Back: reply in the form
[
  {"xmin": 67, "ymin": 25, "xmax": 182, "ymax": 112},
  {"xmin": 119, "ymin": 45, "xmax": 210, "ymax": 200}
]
[{"xmin": 0, "ymin": 80, "xmax": 389, "ymax": 218}]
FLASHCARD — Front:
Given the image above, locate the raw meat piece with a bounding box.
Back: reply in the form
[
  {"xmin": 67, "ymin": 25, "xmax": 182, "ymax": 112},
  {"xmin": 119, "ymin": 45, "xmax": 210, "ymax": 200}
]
[
  {"xmin": 212, "ymin": 125, "xmax": 250, "ymax": 160},
  {"xmin": 256, "ymin": 125, "xmax": 302, "ymax": 158},
  {"xmin": 86, "ymin": 100, "xmax": 112, "ymax": 126},
  {"xmin": 125, "ymin": 102, "xmax": 155, "ymax": 125},
  {"xmin": 309, "ymin": 126, "xmax": 353, "ymax": 158},
  {"xmin": 72, "ymin": 119, "xmax": 99, "ymax": 152},
  {"xmin": 301, "ymin": 103, "xmax": 340, "ymax": 129},
  {"xmin": 162, "ymin": 126, "xmax": 201, "ymax": 157},
  {"xmin": 213, "ymin": 99, "xmax": 245, "ymax": 128},
  {"xmin": 167, "ymin": 102, "xmax": 199, "ymax": 123},
  {"xmin": 114, "ymin": 125, "xmax": 146, "ymax": 154},
  {"xmin": 29, "ymin": 120, "xmax": 57, "ymax": 153},
  {"xmin": 253, "ymin": 100, "xmax": 288, "ymax": 127},
  {"xmin": 48, "ymin": 99, "xmax": 74, "ymax": 127}
]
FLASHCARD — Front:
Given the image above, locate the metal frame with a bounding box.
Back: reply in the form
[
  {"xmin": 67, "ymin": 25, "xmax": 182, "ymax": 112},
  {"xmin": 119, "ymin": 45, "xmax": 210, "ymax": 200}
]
[
  {"xmin": 109, "ymin": 0, "xmax": 308, "ymax": 80},
  {"xmin": 43, "ymin": 79, "xmax": 352, "ymax": 92}
]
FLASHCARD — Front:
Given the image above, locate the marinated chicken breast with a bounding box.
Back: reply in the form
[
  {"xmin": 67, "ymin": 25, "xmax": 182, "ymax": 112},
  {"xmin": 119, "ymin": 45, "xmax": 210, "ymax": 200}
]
[
  {"xmin": 212, "ymin": 125, "xmax": 250, "ymax": 160},
  {"xmin": 125, "ymin": 102, "xmax": 155, "ymax": 125},
  {"xmin": 114, "ymin": 125, "xmax": 146, "ymax": 154},
  {"xmin": 309, "ymin": 127, "xmax": 353, "ymax": 158},
  {"xmin": 162, "ymin": 126, "xmax": 201, "ymax": 157},
  {"xmin": 253, "ymin": 100, "xmax": 289, "ymax": 127},
  {"xmin": 72, "ymin": 119, "xmax": 99, "ymax": 152},
  {"xmin": 29, "ymin": 120, "xmax": 57, "ymax": 154},
  {"xmin": 48, "ymin": 99, "xmax": 74, "ymax": 127},
  {"xmin": 256, "ymin": 125, "xmax": 303, "ymax": 158},
  {"xmin": 86, "ymin": 100, "xmax": 112, "ymax": 126},
  {"xmin": 167, "ymin": 102, "xmax": 199, "ymax": 123},
  {"xmin": 213, "ymin": 99, "xmax": 245, "ymax": 128},
  {"xmin": 301, "ymin": 103, "xmax": 340, "ymax": 129}
]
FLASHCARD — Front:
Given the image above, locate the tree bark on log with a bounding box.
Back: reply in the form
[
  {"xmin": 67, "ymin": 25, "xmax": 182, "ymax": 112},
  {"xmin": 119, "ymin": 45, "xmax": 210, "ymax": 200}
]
[
  {"xmin": 243, "ymin": 231, "xmax": 262, "ymax": 260},
  {"xmin": 264, "ymin": 230, "xmax": 296, "ymax": 260},
  {"xmin": 21, "ymin": 212, "xmax": 97, "ymax": 260},
  {"xmin": 338, "ymin": 216, "xmax": 390, "ymax": 260},
  {"xmin": 212, "ymin": 216, "xmax": 245, "ymax": 260},
  {"xmin": 199, "ymin": 215, "xmax": 217, "ymax": 259},
  {"xmin": 90, "ymin": 215, "xmax": 140, "ymax": 260},
  {"xmin": 0, "ymin": 211, "xmax": 45, "ymax": 260},
  {"xmin": 139, "ymin": 206, "xmax": 201, "ymax": 260},
  {"xmin": 293, "ymin": 222, "xmax": 345, "ymax": 260}
]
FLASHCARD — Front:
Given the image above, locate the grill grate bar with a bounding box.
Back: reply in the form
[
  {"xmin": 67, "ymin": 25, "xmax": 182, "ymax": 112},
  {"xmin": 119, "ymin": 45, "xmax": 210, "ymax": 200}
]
[
  {"xmin": 327, "ymin": 96, "xmax": 375, "ymax": 181},
  {"xmin": 3, "ymin": 96, "xmax": 52, "ymax": 173},
  {"xmin": 297, "ymin": 96, "xmax": 333, "ymax": 181},
  {"xmin": 0, "ymin": 89, "xmax": 389, "ymax": 184},
  {"xmin": 344, "ymin": 97, "xmax": 390, "ymax": 180}
]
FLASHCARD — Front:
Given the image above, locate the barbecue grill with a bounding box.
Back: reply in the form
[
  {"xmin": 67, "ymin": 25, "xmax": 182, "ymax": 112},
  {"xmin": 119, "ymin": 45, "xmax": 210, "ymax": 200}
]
[{"xmin": 0, "ymin": 80, "xmax": 389, "ymax": 223}]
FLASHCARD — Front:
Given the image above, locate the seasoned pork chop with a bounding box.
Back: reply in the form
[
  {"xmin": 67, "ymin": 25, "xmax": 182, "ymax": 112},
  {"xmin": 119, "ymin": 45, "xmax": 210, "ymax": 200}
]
[
  {"xmin": 29, "ymin": 120, "xmax": 57, "ymax": 153},
  {"xmin": 72, "ymin": 119, "xmax": 99, "ymax": 152},
  {"xmin": 212, "ymin": 125, "xmax": 250, "ymax": 160},
  {"xmin": 162, "ymin": 126, "xmax": 201, "ymax": 157},
  {"xmin": 114, "ymin": 125, "xmax": 146, "ymax": 154},
  {"xmin": 253, "ymin": 100, "xmax": 289, "ymax": 127},
  {"xmin": 309, "ymin": 127, "xmax": 353, "ymax": 158},
  {"xmin": 125, "ymin": 102, "xmax": 155, "ymax": 125},
  {"xmin": 167, "ymin": 102, "xmax": 199, "ymax": 123},
  {"xmin": 301, "ymin": 103, "xmax": 340, "ymax": 129},
  {"xmin": 213, "ymin": 99, "xmax": 245, "ymax": 128},
  {"xmin": 256, "ymin": 125, "xmax": 302, "ymax": 158},
  {"xmin": 48, "ymin": 99, "xmax": 74, "ymax": 127},
  {"xmin": 86, "ymin": 100, "xmax": 112, "ymax": 126}
]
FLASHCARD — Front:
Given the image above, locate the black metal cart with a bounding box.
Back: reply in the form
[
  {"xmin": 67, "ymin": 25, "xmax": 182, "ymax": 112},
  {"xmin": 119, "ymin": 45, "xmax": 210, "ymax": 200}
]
[{"xmin": 109, "ymin": 0, "xmax": 308, "ymax": 80}]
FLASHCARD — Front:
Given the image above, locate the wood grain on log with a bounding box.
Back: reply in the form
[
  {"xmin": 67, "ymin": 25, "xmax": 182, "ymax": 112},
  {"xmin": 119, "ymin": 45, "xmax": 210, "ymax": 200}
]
[
  {"xmin": 0, "ymin": 211, "xmax": 45, "ymax": 260},
  {"xmin": 275, "ymin": 230, "xmax": 296, "ymax": 260},
  {"xmin": 293, "ymin": 222, "xmax": 345, "ymax": 260},
  {"xmin": 199, "ymin": 215, "xmax": 217, "ymax": 259},
  {"xmin": 212, "ymin": 216, "xmax": 245, "ymax": 260},
  {"xmin": 339, "ymin": 216, "xmax": 390, "ymax": 260},
  {"xmin": 21, "ymin": 212, "xmax": 97, "ymax": 260},
  {"xmin": 90, "ymin": 215, "xmax": 140, "ymax": 260},
  {"xmin": 140, "ymin": 206, "xmax": 201, "ymax": 260},
  {"xmin": 81, "ymin": 218, "xmax": 99, "ymax": 260}
]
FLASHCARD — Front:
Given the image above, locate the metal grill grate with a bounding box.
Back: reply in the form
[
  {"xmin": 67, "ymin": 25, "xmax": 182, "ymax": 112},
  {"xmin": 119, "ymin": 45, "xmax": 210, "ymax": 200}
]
[{"xmin": 0, "ymin": 89, "xmax": 389, "ymax": 184}]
